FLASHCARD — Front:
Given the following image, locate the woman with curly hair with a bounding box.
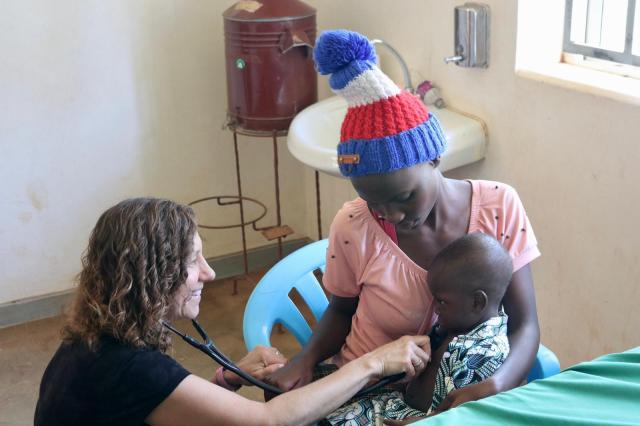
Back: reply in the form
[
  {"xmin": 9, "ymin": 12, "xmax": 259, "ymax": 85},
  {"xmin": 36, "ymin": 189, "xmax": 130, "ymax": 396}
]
[{"xmin": 35, "ymin": 197, "xmax": 430, "ymax": 426}]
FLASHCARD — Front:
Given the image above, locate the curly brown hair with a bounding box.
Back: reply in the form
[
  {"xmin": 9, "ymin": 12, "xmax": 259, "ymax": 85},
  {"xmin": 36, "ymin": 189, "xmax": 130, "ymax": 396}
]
[{"xmin": 62, "ymin": 197, "xmax": 197, "ymax": 352}]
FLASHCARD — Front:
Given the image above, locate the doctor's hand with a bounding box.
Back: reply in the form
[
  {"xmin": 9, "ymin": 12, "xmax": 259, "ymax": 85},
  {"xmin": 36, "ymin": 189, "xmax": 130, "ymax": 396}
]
[
  {"xmin": 365, "ymin": 335, "xmax": 431, "ymax": 383},
  {"xmin": 224, "ymin": 345, "xmax": 287, "ymax": 387}
]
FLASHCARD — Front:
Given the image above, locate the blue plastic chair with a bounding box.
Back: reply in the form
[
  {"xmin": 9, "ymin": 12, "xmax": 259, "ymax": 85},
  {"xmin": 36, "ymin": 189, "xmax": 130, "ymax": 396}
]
[
  {"xmin": 528, "ymin": 344, "xmax": 561, "ymax": 382},
  {"xmin": 243, "ymin": 239, "xmax": 561, "ymax": 382}
]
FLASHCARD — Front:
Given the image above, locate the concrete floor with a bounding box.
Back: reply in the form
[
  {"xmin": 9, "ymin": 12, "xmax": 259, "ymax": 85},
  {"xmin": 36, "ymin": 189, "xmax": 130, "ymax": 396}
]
[{"xmin": 0, "ymin": 271, "xmax": 304, "ymax": 426}]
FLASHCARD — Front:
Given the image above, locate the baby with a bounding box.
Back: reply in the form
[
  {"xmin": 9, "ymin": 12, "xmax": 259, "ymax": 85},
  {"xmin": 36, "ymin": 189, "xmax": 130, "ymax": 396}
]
[{"xmin": 326, "ymin": 232, "xmax": 513, "ymax": 425}]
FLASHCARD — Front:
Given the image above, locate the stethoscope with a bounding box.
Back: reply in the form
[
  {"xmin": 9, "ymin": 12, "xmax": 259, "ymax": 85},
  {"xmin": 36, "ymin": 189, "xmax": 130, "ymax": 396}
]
[{"xmin": 163, "ymin": 319, "xmax": 405, "ymax": 397}]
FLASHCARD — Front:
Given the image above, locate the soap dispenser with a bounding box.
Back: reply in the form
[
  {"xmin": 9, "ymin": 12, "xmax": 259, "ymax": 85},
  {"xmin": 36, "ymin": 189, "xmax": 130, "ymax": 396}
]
[{"xmin": 444, "ymin": 3, "xmax": 490, "ymax": 68}]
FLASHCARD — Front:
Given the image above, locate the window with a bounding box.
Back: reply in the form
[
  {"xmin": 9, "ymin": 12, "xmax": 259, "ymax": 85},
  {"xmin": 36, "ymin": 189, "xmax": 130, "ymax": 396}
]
[
  {"xmin": 516, "ymin": 0, "xmax": 640, "ymax": 105},
  {"xmin": 564, "ymin": 0, "xmax": 640, "ymax": 68}
]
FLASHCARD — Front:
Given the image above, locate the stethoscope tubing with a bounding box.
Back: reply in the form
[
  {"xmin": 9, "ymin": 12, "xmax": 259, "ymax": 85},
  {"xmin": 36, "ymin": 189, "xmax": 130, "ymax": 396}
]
[
  {"xmin": 163, "ymin": 320, "xmax": 404, "ymax": 398},
  {"xmin": 163, "ymin": 320, "xmax": 284, "ymax": 394}
]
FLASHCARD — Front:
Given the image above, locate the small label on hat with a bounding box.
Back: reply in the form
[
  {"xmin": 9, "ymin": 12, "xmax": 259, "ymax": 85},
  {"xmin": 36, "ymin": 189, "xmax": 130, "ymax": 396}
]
[{"xmin": 338, "ymin": 154, "xmax": 360, "ymax": 165}]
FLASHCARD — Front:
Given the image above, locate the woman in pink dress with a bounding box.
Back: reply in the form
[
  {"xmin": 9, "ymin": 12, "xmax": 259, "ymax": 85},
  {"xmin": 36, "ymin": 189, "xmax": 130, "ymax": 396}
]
[{"xmin": 268, "ymin": 29, "xmax": 541, "ymax": 413}]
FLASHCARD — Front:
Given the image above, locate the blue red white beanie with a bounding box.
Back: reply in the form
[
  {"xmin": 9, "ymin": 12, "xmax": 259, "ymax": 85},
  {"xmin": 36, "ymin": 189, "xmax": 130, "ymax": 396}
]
[{"xmin": 313, "ymin": 30, "xmax": 447, "ymax": 177}]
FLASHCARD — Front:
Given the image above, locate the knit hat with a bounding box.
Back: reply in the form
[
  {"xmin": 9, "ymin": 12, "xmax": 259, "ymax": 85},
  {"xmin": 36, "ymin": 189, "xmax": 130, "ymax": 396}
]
[{"xmin": 313, "ymin": 30, "xmax": 447, "ymax": 177}]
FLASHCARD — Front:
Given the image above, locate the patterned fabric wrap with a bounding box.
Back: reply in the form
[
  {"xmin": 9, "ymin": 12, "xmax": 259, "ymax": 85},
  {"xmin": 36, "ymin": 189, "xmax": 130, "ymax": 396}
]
[
  {"xmin": 314, "ymin": 363, "xmax": 399, "ymax": 401},
  {"xmin": 326, "ymin": 391, "xmax": 426, "ymax": 426},
  {"xmin": 429, "ymin": 310, "xmax": 510, "ymax": 414},
  {"xmin": 313, "ymin": 29, "xmax": 447, "ymax": 177},
  {"xmin": 325, "ymin": 312, "xmax": 509, "ymax": 425}
]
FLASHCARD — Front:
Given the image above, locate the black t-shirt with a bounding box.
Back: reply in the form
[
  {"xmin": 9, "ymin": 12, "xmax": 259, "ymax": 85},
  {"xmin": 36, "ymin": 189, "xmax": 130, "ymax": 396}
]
[{"xmin": 34, "ymin": 336, "xmax": 190, "ymax": 426}]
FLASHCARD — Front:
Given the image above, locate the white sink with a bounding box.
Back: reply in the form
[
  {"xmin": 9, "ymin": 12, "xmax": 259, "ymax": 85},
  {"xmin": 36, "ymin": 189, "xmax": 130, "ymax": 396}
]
[{"xmin": 287, "ymin": 96, "xmax": 487, "ymax": 177}]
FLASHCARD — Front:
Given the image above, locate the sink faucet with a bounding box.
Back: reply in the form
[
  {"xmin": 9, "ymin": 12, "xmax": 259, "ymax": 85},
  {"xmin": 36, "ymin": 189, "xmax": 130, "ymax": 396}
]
[{"xmin": 370, "ymin": 39, "xmax": 414, "ymax": 93}]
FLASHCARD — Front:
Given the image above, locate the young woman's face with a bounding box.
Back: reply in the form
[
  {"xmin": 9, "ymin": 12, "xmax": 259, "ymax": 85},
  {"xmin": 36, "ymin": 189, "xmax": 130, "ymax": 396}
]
[
  {"xmin": 170, "ymin": 232, "xmax": 215, "ymax": 320},
  {"xmin": 351, "ymin": 162, "xmax": 440, "ymax": 230}
]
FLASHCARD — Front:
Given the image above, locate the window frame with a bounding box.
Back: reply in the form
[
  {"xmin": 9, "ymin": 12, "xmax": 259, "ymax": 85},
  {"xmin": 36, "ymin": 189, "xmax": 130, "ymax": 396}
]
[
  {"xmin": 516, "ymin": 0, "xmax": 640, "ymax": 107},
  {"xmin": 563, "ymin": 0, "xmax": 640, "ymax": 67}
]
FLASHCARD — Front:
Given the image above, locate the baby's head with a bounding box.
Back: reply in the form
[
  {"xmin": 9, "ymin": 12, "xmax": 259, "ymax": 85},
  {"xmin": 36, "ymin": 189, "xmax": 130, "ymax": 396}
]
[{"xmin": 428, "ymin": 233, "xmax": 512, "ymax": 334}]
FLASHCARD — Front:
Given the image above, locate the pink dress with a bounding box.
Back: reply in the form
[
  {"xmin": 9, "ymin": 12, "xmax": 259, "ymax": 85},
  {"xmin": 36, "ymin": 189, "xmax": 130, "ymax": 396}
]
[{"xmin": 323, "ymin": 180, "xmax": 541, "ymax": 366}]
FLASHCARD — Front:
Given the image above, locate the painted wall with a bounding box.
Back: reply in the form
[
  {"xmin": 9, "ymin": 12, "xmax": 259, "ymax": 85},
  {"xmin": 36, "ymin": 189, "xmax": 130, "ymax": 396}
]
[
  {"xmin": 0, "ymin": 1, "xmax": 308, "ymax": 304},
  {"xmin": 304, "ymin": 0, "xmax": 640, "ymax": 367}
]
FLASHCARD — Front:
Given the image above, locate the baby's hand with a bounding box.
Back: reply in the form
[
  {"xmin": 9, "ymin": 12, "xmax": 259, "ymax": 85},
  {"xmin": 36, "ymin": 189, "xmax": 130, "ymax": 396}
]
[{"xmin": 432, "ymin": 379, "xmax": 497, "ymax": 413}]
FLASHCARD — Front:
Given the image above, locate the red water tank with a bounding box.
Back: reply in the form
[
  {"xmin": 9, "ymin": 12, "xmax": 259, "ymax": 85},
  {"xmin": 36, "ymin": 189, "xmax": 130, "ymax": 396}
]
[{"xmin": 223, "ymin": 0, "xmax": 318, "ymax": 133}]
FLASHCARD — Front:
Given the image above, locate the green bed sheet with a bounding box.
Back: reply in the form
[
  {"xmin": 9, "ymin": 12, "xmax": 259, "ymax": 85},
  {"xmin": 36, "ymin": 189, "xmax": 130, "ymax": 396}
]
[{"xmin": 414, "ymin": 347, "xmax": 640, "ymax": 425}]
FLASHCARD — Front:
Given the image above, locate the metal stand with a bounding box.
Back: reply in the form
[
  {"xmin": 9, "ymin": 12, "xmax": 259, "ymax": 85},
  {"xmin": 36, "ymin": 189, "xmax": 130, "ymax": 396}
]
[{"xmin": 190, "ymin": 126, "xmax": 293, "ymax": 295}]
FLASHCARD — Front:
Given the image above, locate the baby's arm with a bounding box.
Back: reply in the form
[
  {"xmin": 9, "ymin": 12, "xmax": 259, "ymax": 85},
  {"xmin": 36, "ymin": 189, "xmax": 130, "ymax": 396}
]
[
  {"xmin": 404, "ymin": 360, "xmax": 439, "ymax": 412},
  {"xmin": 405, "ymin": 334, "xmax": 452, "ymax": 412}
]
